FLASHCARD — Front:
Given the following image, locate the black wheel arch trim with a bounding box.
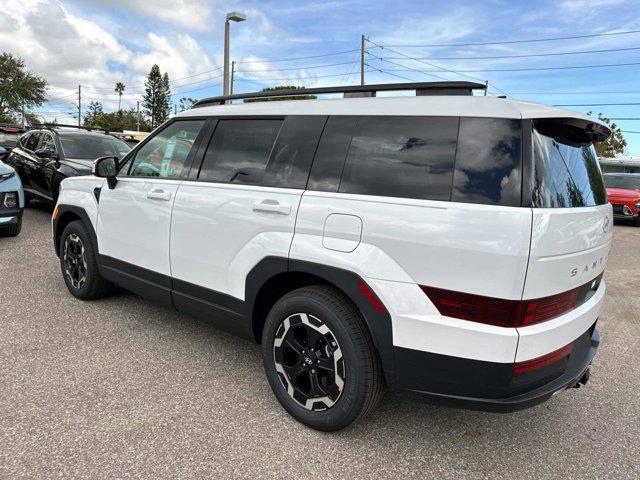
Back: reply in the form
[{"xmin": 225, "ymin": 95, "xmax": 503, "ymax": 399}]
[{"xmin": 53, "ymin": 204, "xmax": 98, "ymax": 258}]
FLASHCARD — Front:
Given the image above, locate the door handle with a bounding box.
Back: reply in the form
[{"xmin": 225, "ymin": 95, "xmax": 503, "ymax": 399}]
[
  {"xmin": 253, "ymin": 200, "xmax": 291, "ymax": 215},
  {"xmin": 147, "ymin": 189, "xmax": 172, "ymax": 201}
]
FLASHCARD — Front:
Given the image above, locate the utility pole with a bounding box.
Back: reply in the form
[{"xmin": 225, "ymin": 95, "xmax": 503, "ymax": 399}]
[
  {"xmin": 21, "ymin": 100, "xmax": 25, "ymax": 128},
  {"xmin": 360, "ymin": 34, "xmax": 366, "ymax": 85},
  {"xmin": 136, "ymin": 101, "xmax": 140, "ymax": 131},
  {"xmin": 174, "ymin": 104, "xmax": 177, "ymax": 116},
  {"xmin": 230, "ymin": 61, "xmax": 235, "ymax": 95},
  {"xmin": 77, "ymin": 85, "xmax": 81, "ymax": 126},
  {"xmin": 484, "ymin": 80, "xmax": 488, "ymax": 96}
]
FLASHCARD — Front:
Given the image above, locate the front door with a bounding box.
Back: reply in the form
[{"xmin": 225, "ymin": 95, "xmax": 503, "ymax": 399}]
[{"xmin": 96, "ymin": 119, "xmax": 208, "ymax": 306}]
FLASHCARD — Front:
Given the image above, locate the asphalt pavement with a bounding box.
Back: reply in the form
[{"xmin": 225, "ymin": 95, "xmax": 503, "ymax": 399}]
[{"xmin": 1, "ymin": 204, "xmax": 638, "ymax": 479}]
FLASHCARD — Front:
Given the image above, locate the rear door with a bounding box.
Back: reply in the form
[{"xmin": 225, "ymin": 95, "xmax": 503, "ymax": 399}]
[
  {"xmin": 169, "ymin": 115, "xmax": 326, "ymax": 332},
  {"xmin": 96, "ymin": 119, "xmax": 208, "ymax": 306}
]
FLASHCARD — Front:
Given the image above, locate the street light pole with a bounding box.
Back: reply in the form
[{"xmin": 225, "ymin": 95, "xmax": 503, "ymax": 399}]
[{"xmin": 223, "ymin": 12, "xmax": 246, "ymax": 97}]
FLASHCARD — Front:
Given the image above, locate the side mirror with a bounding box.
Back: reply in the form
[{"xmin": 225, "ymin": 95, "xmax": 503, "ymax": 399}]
[
  {"xmin": 93, "ymin": 156, "xmax": 119, "ymax": 189},
  {"xmin": 35, "ymin": 148, "xmax": 57, "ymax": 159}
]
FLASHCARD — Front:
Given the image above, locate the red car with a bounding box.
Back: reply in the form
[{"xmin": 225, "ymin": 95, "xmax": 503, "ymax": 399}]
[{"xmin": 603, "ymin": 173, "xmax": 640, "ymax": 225}]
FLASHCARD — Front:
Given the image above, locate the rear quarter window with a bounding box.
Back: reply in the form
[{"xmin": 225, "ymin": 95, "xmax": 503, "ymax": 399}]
[{"xmin": 452, "ymin": 118, "xmax": 522, "ymax": 207}]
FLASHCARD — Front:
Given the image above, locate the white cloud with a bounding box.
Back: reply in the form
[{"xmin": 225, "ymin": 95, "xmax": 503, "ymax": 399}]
[
  {"xmin": 0, "ymin": 0, "xmax": 219, "ymax": 122},
  {"xmin": 81, "ymin": 0, "xmax": 217, "ymax": 31}
]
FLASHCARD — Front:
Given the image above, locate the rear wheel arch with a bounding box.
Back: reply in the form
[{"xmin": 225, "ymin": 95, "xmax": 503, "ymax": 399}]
[{"xmin": 247, "ymin": 258, "xmax": 396, "ymax": 385}]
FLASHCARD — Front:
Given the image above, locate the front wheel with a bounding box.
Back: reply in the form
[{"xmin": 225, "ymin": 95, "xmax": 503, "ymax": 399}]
[
  {"xmin": 262, "ymin": 286, "xmax": 384, "ymax": 431},
  {"xmin": 59, "ymin": 220, "xmax": 111, "ymax": 300}
]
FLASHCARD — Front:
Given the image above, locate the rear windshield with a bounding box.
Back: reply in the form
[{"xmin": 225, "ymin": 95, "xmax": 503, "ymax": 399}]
[
  {"xmin": 603, "ymin": 174, "xmax": 640, "ymax": 190},
  {"xmin": 531, "ymin": 128, "xmax": 607, "ymax": 208},
  {"xmin": 60, "ymin": 135, "xmax": 131, "ymax": 159}
]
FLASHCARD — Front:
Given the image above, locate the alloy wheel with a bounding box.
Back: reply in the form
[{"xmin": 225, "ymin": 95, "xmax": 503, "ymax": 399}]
[
  {"xmin": 273, "ymin": 313, "xmax": 345, "ymax": 411},
  {"xmin": 63, "ymin": 233, "xmax": 87, "ymax": 289}
]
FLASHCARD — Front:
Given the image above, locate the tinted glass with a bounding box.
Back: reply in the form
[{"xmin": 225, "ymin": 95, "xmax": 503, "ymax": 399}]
[
  {"xmin": 307, "ymin": 116, "xmax": 360, "ymax": 192},
  {"xmin": 198, "ymin": 119, "xmax": 282, "ymax": 185},
  {"xmin": 61, "ymin": 135, "xmax": 130, "ymax": 160},
  {"xmin": 262, "ymin": 115, "xmax": 326, "ymax": 189},
  {"xmin": 339, "ymin": 116, "xmax": 458, "ymax": 200},
  {"xmin": 25, "ymin": 133, "xmax": 41, "ymax": 151},
  {"xmin": 129, "ymin": 120, "xmax": 204, "ymax": 178},
  {"xmin": 40, "ymin": 134, "xmax": 56, "ymax": 152},
  {"xmin": 531, "ymin": 130, "xmax": 607, "ymax": 207},
  {"xmin": 452, "ymin": 118, "xmax": 521, "ymax": 206},
  {"xmin": 603, "ymin": 174, "xmax": 640, "ymax": 190}
]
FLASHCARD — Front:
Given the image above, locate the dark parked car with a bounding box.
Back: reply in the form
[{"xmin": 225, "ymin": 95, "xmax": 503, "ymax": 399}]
[
  {"xmin": 6, "ymin": 126, "xmax": 131, "ymax": 205},
  {"xmin": 0, "ymin": 125, "xmax": 28, "ymax": 161}
]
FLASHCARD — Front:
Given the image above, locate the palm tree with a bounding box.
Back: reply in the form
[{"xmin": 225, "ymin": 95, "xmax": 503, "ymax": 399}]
[{"xmin": 114, "ymin": 82, "xmax": 126, "ymax": 112}]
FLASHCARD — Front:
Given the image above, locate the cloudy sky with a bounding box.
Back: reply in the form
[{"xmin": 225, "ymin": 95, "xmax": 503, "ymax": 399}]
[{"xmin": 2, "ymin": 0, "xmax": 640, "ymax": 153}]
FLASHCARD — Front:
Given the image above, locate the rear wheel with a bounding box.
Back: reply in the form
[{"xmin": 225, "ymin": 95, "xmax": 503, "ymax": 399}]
[
  {"xmin": 262, "ymin": 286, "xmax": 384, "ymax": 431},
  {"xmin": 59, "ymin": 220, "xmax": 111, "ymax": 300}
]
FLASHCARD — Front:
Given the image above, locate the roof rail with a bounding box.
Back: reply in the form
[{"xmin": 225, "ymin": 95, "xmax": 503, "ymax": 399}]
[
  {"xmin": 30, "ymin": 123, "xmax": 110, "ymax": 134},
  {"xmin": 193, "ymin": 81, "xmax": 486, "ymax": 107}
]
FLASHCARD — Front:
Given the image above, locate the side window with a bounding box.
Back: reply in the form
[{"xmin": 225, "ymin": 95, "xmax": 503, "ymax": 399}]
[
  {"xmin": 19, "ymin": 134, "xmax": 30, "ymax": 149},
  {"xmin": 452, "ymin": 118, "xmax": 522, "ymax": 206},
  {"xmin": 40, "ymin": 134, "xmax": 56, "ymax": 152},
  {"xmin": 262, "ymin": 115, "xmax": 327, "ymax": 189},
  {"xmin": 198, "ymin": 119, "xmax": 282, "ymax": 185},
  {"xmin": 338, "ymin": 116, "xmax": 459, "ymax": 201},
  {"xmin": 128, "ymin": 120, "xmax": 205, "ymax": 178},
  {"xmin": 307, "ymin": 116, "xmax": 361, "ymax": 192},
  {"xmin": 25, "ymin": 133, "xmax": 42, "ymax": 151}
]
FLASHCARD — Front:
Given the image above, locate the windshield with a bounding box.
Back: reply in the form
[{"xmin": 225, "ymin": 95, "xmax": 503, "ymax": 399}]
[
  {"xmin": 60, "ymin": 135, "xmax": 131, "ymax": 159},
  {"xmin": 604, "ymin": 174, "xmax": 640, "ymax": 190},
  {"xmin": 530, "ymin": 128, "xmax": 607, "ymax": 208}
]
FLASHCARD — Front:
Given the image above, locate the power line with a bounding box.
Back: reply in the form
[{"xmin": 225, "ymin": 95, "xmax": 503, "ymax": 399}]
[
  {"xmin": 235, "ymin": 48, "xmax": 360, "ymax": 64},
  {"xmin": 610, "ymin": 117, "xmax": 640, "ymax": 120},
  {"xmin": 365, "ymin": 39, "xmax": 510, "ymax": 97},
  {"xmin": 365, "ymin": 51, "xmax": 448, "ymax": 81},
  {"xmin": 235, "ymin": 60, "xmax": 357, "ymax": 73},
  {"xmin": 622, "ymin": 130, "xmax": 640, "ymax": 134},
  {"xmin": 509, "ymin": 90, "xmax": 640, "ymax": 95},
  {"xmin": 365, "ymin": 65, "xmax": 420, "ymax": 83},
  {"xmin": 553, "ymin": 102, "xmax": 640, "ymax": 106},
  {"xmin": 233, "ymin": 69, "xmax": 377, "ymax": 83},
  {"xmin": 374, "ymin": 29, "xmax": 640, "ymax": 48},
  {"xmin": 379, "ymin": 46, "xmax": 640, "ymax": 60},
  {"xmin": 375, "ymin": 60, "xmax": 640, "ymax": 73}
]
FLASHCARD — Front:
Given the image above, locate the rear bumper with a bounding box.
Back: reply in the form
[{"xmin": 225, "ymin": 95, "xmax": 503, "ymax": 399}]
[{"xmin": 394, "ymin": 324, "xmax": 599, "ymax": 412}]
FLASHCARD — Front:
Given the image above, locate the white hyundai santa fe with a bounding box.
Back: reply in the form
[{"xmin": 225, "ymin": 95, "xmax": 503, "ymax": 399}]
[{"xmin": 52, "ymin": 82, "xmax": 612, "ymax": 431}]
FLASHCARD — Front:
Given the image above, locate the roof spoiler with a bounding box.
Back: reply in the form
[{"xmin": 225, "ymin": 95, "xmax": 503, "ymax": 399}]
[
  {"xmin": 534, "ymin": 117, "xmax": 611, "ymax": 146},
  {"xmin": 193, "ymin": 81, "xmax": 486, "ymax": 107}
]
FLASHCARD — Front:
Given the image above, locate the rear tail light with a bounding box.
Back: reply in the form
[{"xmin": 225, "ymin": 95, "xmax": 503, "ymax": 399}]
[
  {"xmin": 513, "ymin": 343, "xmax": 573, "ymax": 376},
  {"xmin": 420, "ymin": 285, "xmax": 579, "ymax": 328}
]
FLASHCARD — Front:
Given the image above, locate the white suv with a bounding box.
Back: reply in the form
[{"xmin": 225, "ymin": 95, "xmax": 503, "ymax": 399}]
[{"xmin": 52, "ymin": 82, "xmax": 612, "ymax": 431}]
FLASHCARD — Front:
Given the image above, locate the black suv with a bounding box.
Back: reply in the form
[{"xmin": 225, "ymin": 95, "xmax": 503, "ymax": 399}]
[{"xmin": 6, "ymin": 125, "xmax": 131, "ymax": 205}]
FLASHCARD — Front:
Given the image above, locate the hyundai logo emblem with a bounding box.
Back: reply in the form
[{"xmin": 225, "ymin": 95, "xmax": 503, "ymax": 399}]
[{"xmin": 603, "ymin": 216, "xmax": 610, "ymax": 233}]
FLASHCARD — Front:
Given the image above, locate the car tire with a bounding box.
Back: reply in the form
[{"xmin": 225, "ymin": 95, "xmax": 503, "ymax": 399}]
[
  {"xmin": 262, "ymin": 285, "xmax": 384, "ymax": 431},
  {"xmin": 59, "ymin": 220, "xmax": 111, "ymax": 300},
  {"xmin": 0, "ymin": 217, "xmax": 21, "ymax": 237}
]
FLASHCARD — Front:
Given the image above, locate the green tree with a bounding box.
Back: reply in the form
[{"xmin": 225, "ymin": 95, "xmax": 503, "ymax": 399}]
[
  {"xmin": 179, "ymin": 97, "xmax": 197, "ymax": 111},
  {"xmin": 142, "ymin": 64, "xmax": 171, "ymax": 128},
  {"xmin": 114, "ymin": 82, "xmax": 126, "ymax": 112},
  {"xmin": 162, "ymin": 72, "xmax": 172, "ymax": 118},
  {"xmin": 244, "ymin": 85, "xmax": 316, "ymax": 103},
  {"xmin": 0, "ymin": 52, "xmax": 47, "ymax": 123},
  {"xmin": 84, "ymin": 101, "xmax": 104, "ymax": 126},
  {"xmin": 588, "ymin": 112, "xmax": 627, "ymax": 157}
]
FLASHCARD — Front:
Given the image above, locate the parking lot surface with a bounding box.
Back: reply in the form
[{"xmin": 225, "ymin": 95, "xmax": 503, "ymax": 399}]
[{"xmin": 1, "ymin": 205, "xmax": 639, "ymax": 479}]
